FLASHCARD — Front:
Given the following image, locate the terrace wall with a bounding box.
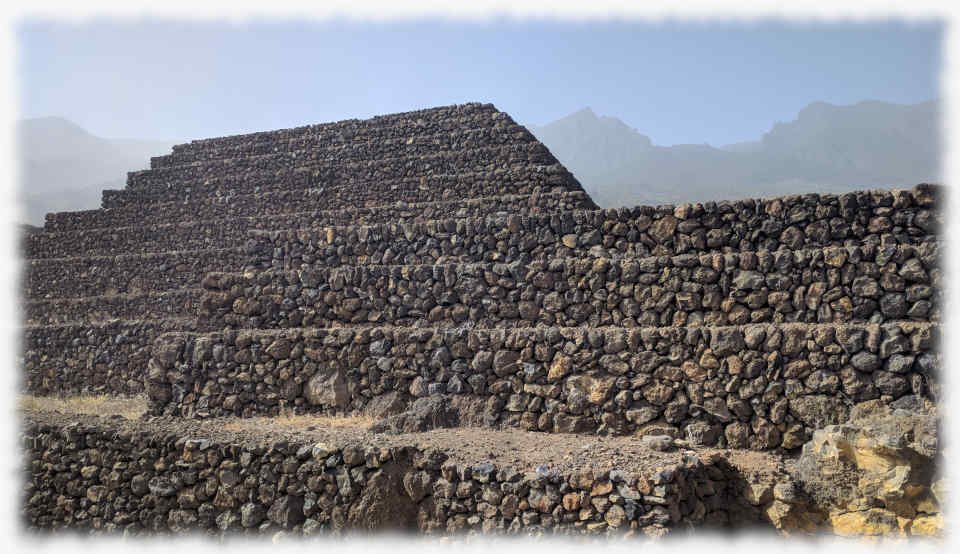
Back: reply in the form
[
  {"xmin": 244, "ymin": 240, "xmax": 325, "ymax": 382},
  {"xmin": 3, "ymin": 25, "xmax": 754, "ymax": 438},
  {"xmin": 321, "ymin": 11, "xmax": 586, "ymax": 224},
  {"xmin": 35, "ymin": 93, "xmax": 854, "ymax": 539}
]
[
  {"xmin": 145, "ymin": 322, "xmax": 939, "ymax": 450},
  {"xmin": 249, "ymin": 188, "xmax": 940, "ymax": 270},
  {"xmin": 45, "ymin": 191, "xmax": 593, "ymax": 233},
  {"xmin": 21, "ymin": 414, "xmax": 754, "ymax": 537},
  {"xmin": 198, "ymin": 242, "xmax": 940, "ymax": 330}
]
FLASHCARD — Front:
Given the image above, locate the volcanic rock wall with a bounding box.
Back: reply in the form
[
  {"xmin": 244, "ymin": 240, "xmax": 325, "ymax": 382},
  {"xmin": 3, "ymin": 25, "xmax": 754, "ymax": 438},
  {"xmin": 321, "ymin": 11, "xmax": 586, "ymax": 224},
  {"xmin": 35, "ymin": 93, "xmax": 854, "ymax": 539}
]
[
  {"xmin": 19, "ymin": 103, "xmax": 946, "ymax": 539},
  {"xmin": 20, "ymin": 103, "xmax": 943, "ymax": 451},
  {"xmin": 21, "ymin": 413, "xmax": 755, "ymax": 536},
  {"xmin": 21, "ymin": 103, "xmax": 592, "ymax": 396},
  {"xmin": 45, "ymin": 191, "xmax": 588, "ymax": 232},
  {"xmin": 197, "ymin": 243, "xmax": 939, "ymax": 330},
  {"xmin": 249, "ymin": 188, "xmax": 939, "ymax": 271},
  {"xmin": 146, "ymin": 322, "xmax": 937, "ymax": 449},
  {"xmin": 145, "ymin": 184, "xmax": 942, "ymax": 451}
]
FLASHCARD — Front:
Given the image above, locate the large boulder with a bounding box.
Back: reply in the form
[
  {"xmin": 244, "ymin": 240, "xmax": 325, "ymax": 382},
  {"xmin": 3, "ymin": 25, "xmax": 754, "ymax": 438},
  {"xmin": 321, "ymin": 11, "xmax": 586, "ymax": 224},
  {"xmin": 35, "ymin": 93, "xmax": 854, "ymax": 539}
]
[
  {"xmin": 346, "ymin": 464, "xmax": 418, "ymax": 531},
  {"xmin": 362, "ymin": 391, "xmax": 407, "ymax": 418},
  {"xmin": 304, "ymin": 369, "xmax": 348, "ymax": 409},
  {"xmin": 794, "ymin": 398, "xmax": 941, "ymax": 536},
  {"xmin": 368, "ymin": 395, "xmax": 460, "ymax": 434}
]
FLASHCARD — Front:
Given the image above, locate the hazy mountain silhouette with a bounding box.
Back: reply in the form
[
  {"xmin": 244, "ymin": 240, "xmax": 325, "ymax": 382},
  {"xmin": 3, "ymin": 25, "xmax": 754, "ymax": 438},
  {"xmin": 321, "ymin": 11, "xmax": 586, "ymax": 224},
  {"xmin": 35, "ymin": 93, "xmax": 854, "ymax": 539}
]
[
  {"xmin": 17, "ymin": 101, "xmax": 940, "ymax": 226},
  {"xmin": 16, "ymin": 117, "xmax": 175, "ymax": 226},
  {"xmin": 529, "ymin": 100, "xmax": 941, "ymax": 208}
]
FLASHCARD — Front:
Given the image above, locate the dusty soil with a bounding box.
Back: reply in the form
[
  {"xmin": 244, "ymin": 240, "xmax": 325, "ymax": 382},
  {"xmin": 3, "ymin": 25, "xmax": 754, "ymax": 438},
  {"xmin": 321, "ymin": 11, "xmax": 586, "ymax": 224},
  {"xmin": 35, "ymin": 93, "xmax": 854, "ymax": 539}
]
[
  {"xmin": 18, "ymin": 394, "xmax": 149, "ymax": 419},
  {"xmin": 18, "ymin": 394, "xmax": 785, "ymax": 477}
]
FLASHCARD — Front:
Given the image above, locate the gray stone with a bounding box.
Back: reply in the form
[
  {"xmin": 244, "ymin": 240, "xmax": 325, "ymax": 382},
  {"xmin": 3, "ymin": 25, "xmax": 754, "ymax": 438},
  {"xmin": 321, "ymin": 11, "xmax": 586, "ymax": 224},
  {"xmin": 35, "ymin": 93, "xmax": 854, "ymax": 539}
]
[
  {"xmin": 733, "ymin": 271, "xmax": 765, "ymax": 291},
  {"xmin": 850, "ymin": 352, "xmax": 880, "ymax": 372},
  {"xmin": 685, "ymin": 421, "xmax": 720, "ymax": 446},
  {"xmin": 304, "ymin": 369, "xmax": 348, "ymax": 408},
  {"xmin": 880, "ymin": 293, "xmax": 908, "ymax": 318},
  {"xmin": 265, "ymin": 338, "xmax": 292, "ymax": 360},
  {"xmin": 837, "ymin": 327, "xmax": 866, "ymax": 355},
  {"xmin": 472, "ymin": 350, "xmax": 493, "ymax": 372},
  {"xmin": 216, "ymin": 510, "xmax": 240, "ymax": 531},
  {"xmin": 493, "ymin": 350, "xmax": 521, "ymax": 377},
  {"xmin": 369, "ymin": 395, "xmax": 460, "ymax": 434},
  {"xmin": 874, "ymin": 371, "xmax": 910, "ymax": 397},
  {"xmin": 711, "ymin": 328, "xmax": 745, "ymax": 357},
  {"xmin": 789, "ymin": 395, "xmax": 850, "ymax": 429},
  {"xmin": 267, "ymin": 496, "xmax": 305, "ymax": 528},
  {"xmin": 543, "ymin": 291, "xmax": 566, "ymax": 312},
  {"xmin": 851, "ymin": 277, "xmax": 880, "ymax": 297},
  {"xmin": 641, "ymin": 434, "xmax": 674, "ymax": 451},
  {"xmin": 363, "ymin": 391, "xmax": 406, "ymax": 418},
  {"xmin": 899, "ymin": 258, "xmax": 927, "ymax": 282},
  {"xmin": 240, "ymin": 503, "xmax": 266, "ymax": 528},
  {"xmin": 886, "ymin": 354, "xmax": 915, "ymax": 374},
  {"xmin": 701, "ymin": 397, "xmax": 733, "ymax": 422},
  {"xmin": 147, "ymin": 476, "xmax": 177, "ymax": 497}
]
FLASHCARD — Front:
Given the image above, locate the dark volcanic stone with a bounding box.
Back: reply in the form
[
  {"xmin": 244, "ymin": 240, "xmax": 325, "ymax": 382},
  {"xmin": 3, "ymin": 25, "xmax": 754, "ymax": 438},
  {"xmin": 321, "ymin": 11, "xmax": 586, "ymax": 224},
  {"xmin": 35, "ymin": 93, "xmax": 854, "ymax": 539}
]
[{"xmin": 369, "ymin": 395, "xmax": 461, "ymax": 434}]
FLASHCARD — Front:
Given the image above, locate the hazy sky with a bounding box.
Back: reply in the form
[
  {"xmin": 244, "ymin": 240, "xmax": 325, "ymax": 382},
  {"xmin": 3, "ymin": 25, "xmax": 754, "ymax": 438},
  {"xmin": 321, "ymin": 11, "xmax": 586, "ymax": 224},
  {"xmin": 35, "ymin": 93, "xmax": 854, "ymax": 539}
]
[{"xmin": 17, "ymin": 19, "xmax": 942, "ymax": 146}]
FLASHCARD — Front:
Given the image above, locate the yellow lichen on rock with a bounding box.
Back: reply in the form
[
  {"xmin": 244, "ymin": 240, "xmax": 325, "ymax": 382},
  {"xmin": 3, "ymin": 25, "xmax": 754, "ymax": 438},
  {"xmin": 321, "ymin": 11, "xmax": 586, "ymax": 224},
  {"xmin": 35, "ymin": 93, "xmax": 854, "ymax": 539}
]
[
  {"xmin": 851, "ymin": 441, "xmax": 898, "ymax": 473},
  {"xmin": 909, "ymin": 513, "xmax": 943, "ymax": 537},
  {"xmin": 829, "ymin": 508, "xmax": 905, "ymax": 537}
]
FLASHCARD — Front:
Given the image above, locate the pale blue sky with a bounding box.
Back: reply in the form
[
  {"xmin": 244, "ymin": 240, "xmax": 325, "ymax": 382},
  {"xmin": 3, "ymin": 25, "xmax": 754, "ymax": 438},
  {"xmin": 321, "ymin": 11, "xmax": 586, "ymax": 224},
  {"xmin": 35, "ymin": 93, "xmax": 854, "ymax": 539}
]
[{"xmin": 16, "ymin": 19, "xmax": 942, "ymax": 146}]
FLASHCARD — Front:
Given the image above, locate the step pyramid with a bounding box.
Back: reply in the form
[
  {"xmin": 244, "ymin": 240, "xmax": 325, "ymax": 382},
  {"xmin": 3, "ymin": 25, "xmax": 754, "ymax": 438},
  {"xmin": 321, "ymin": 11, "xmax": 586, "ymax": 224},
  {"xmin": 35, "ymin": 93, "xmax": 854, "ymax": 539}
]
[
  {"xmin": 21, "ymin": 103, "xmax": 595, "ymax": 395},
  {"xmin": 21, "ymin": 103, "xmax": 942, "ymax": 448},
  {"xmin": 19, "ymin": 103, "xmax": 945, "ymax": 538}
]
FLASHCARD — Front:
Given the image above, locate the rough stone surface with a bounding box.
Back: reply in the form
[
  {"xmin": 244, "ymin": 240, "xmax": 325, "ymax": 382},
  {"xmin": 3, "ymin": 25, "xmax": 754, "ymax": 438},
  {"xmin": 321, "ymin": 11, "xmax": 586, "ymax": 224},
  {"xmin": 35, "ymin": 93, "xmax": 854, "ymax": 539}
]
[
  {"xmin": 369, "ymin": 395, "xmax": 461, "ymax": 434},
  {"xmin": 18, "ymin": 101, "xmax": 944, "ymax": 541}
]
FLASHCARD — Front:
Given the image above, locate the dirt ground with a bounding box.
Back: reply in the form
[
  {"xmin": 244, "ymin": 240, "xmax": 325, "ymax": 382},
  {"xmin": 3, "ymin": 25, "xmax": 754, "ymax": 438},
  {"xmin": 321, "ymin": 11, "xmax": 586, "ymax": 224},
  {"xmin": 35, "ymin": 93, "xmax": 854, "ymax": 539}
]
[{"xmin": 18, "ymin": 394, "xmax": 786, "ymax": 477}]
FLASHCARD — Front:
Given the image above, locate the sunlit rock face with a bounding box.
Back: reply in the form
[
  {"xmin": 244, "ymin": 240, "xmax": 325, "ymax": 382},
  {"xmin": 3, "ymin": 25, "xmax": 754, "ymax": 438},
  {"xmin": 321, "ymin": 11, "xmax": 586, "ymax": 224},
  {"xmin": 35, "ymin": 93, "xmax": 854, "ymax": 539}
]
[{"xmin": 794, "ymin": 396, "xmax": 942, "ymax": 538}]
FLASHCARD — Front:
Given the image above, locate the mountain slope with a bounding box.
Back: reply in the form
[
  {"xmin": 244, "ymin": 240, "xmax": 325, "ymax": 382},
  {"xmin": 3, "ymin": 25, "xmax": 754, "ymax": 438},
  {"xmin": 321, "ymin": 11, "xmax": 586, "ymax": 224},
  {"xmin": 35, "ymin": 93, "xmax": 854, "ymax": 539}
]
[
  {"xmin": 529, "ymin": 100, "xmax": 941, "ymax": 208},
  {"xmin": 16, "ymin": 117, "xmax": 175, "ymax": 226}
]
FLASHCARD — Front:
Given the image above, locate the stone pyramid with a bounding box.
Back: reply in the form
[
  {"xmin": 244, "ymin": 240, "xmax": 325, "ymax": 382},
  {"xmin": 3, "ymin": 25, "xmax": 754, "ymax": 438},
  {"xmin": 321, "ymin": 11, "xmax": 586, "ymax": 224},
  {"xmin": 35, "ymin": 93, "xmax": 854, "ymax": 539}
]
[{"xmin": 20, "ymin": 103, "xmax": 944, "ymax": 537}]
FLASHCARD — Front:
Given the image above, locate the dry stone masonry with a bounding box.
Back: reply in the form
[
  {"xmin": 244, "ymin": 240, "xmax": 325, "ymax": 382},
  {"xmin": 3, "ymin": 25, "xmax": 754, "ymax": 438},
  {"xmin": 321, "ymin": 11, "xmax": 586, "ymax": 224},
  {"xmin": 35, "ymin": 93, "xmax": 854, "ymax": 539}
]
[
  {"xmin": 144, "ymin": 322, "xmax": 938, "ymax": 449},
  {"xmin": 19, "ymin": 102, "xmax": 944, "ymax": 539},
  {"xmin": 21, "ymin": 103, "xmax": 592, "ymax": 397},
  {"xmin": 21, "ymin": 412, "xmax": 762, "ymax": 537}
]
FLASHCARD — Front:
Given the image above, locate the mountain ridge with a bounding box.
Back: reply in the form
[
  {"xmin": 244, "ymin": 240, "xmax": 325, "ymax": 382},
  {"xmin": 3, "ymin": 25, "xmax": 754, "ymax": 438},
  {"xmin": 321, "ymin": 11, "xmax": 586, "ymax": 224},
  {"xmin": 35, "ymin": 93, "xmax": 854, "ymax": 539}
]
[
  {"xmin": 529, "ymin": 99, "xmax": 941, "ymax": 208},
  {"xmin": 16, "ymin": 100, "xmax": 941, "ymax": 226},
  {"xmin": 16, "ymin": 117, "xmax": 176, "ymax": 225}
]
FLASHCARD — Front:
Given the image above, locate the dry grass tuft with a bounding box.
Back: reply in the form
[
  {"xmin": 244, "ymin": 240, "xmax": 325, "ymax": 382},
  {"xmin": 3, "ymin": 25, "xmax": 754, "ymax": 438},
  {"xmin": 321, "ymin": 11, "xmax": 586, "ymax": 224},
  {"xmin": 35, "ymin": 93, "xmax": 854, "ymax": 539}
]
[
  {"xmin": 18, "ymin": 394, "xmax": 148, "ymax": 420},
  {"xmin": 222, "ymin": 413, "xmax": 375, "ymax": 432}
]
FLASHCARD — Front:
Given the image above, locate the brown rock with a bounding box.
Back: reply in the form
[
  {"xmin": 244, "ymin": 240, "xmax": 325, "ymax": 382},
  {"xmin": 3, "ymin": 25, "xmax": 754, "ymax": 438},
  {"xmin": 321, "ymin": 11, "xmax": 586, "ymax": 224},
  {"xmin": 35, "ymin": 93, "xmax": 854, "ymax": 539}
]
[
  {"xmin": 347, "ymin": 465, "xmax": 418, "ymax": 530},
  {"xmin": 649, "ymin": 215, "xmax": 678, "ymax": 242},
  {"xmin": 682, "ymin": 361, "xmax": 707, "ymax": 382},
  {"xmin": 910, "ymin": 513, "xmax": 943, "ymax": 536},
  {"xmin": 590, "ymin": 481, "xmax": 613, "ymax": 496},
  {"xmin": 548, "ymin": 355, "xmax": 572, "ymax": 381},
  {"xmin": 829, "ymin": 508, "xmax": 904, "ymax": 537},
  {"xmin": 562, "ymin": 493, "xmax": 582, "ymax": 511}
]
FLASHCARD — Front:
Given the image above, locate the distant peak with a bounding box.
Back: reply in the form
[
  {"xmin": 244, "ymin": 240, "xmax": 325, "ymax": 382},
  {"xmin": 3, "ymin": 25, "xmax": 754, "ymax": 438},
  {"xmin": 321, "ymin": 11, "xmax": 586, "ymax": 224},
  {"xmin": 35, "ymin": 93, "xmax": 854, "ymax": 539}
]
[
  {"xmin": 560, "ymin": 107, "xmax": 598, "ymax": 123},
  {"xmin": 20, "ymin": 115, "xmax": 79, "ymax": 126},
  {"xmin": 798, "ymin": 101, "xmax": 834, "ymax": 116},
  {"xmin": 18, "ymin": 116, "xmax": 92, "ymax": 136}
]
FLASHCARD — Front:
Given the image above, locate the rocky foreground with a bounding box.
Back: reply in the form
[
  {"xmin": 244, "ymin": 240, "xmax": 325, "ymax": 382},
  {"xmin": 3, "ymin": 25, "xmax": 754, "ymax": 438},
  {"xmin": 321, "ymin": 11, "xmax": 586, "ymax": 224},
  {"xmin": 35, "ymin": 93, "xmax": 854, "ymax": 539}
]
[{"xmin": 20, "ymin": 393, "xmax": 942, "ymax": 540}]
